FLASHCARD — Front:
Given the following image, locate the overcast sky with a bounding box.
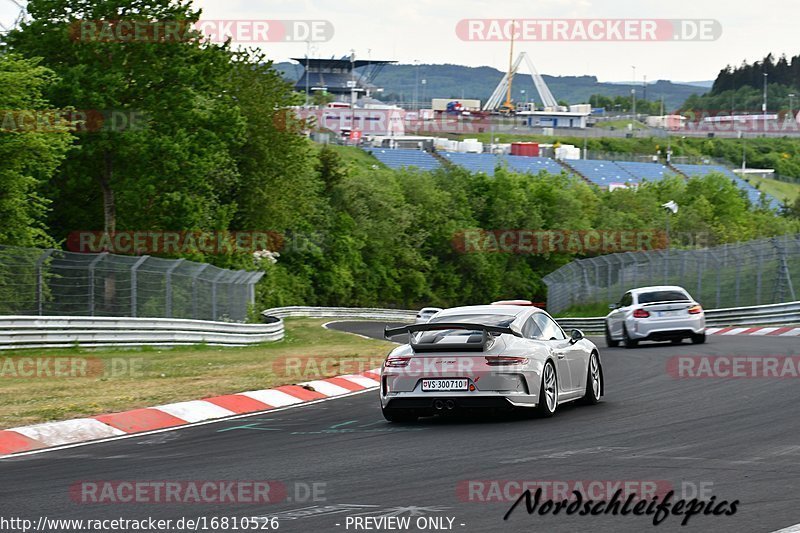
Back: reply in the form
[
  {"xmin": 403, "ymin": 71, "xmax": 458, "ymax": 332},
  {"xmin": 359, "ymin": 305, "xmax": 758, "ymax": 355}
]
[{"xmin": 1, "ymin": 0, "xmax": 796, "ymax": 83}]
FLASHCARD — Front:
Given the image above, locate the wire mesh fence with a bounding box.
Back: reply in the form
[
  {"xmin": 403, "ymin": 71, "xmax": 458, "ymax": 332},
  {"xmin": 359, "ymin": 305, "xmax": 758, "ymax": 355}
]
[
  {"xmin": 543, "ymin": 234, "xmax": 800, "ymax": 314},
  {"xmin": 0, "ymin": 246, "xmax": 263, "ymax": 321}
]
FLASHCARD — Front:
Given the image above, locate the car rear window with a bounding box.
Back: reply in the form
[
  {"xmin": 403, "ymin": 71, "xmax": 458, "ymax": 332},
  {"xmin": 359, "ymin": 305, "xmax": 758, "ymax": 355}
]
[
  {"xmin": 637, "ymin": 290, "xmax": 690, "ymax": 304},
  {"xmin": 429, "ymin": 314, "xmax": 515, "ymax": 327},
  {"xmin": 415, "ymin": 314, "xmax": 515, "ymax": 344}
]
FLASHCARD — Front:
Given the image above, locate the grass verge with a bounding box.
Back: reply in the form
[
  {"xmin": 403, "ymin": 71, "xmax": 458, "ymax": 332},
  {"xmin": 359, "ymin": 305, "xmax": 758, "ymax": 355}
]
[{"xmin": 0, "ymin": 318, "xmax": 395, "ymax": 429}]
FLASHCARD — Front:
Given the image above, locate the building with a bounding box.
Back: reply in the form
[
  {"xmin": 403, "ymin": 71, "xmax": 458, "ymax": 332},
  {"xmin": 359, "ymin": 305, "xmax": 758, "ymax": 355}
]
[
  {"xmin": 292, "ymin": 56, "xmax": 395, "ymax": 103},
  {"xmin": 517, "ymin": 110, "xmax": 589, "ymax": 129}
]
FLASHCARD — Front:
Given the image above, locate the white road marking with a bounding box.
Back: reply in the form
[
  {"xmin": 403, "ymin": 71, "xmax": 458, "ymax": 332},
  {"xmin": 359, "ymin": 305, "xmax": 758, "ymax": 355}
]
[
  {"xmin": 300, "ymin": 380, "xmax": 352, "ymax": 396},
  {"xmin": 339, "ymin": 374, "xmax": 381, "ymax": 388},
  {"xmin": 154, "ymin": 400, "xmax": 235, "ymax": 423},
  {"xmin": 722, "ymin": 327, "xmax": 749, "ymax": 335},
  {"xmin": 239, "ymin": 389, "xmax": 305, "ymax": 407},
  {"xmin": 750, "ymin": 327, "xmax": 780, "ymax": 335},
  {"xmin": 11, "ymin": 419, "xmax": 125, "ymax": 447}
]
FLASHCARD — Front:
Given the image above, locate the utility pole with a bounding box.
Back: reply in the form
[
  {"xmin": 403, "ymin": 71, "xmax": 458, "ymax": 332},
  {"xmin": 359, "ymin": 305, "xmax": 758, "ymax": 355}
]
[
  {"xmin": 762, "ymin": 72, "xmax": 768, "ymax": 127},
  {"xmin": 630, "ymin": 65, "xmax": 636, "ymax": 132}
]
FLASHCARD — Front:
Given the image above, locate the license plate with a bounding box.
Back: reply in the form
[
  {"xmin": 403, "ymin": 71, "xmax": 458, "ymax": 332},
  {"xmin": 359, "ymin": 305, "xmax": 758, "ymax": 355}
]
[
  {"xmin": 422, "ymin": 379, "xmax": 468, "ymax": 391},
  {"xmin": 658, "ymin": 310, "xmax": 683, "ymax": 317}
]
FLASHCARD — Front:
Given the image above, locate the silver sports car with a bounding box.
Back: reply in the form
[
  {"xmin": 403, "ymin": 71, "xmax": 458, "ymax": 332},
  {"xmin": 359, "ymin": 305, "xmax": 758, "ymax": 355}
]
[
  {"xmin": 604, "ymin": 285, "xmax": 706, "ymax": 348},
  {"xmin": 380, "ymin": 305, "xmax": 603, "ymax": 422}
]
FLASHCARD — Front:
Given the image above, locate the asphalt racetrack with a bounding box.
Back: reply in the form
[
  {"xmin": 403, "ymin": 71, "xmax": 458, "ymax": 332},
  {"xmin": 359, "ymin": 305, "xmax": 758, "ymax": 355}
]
[{"xmin": 2, "ymin": 321, "xmax": 799, "ymax": 533}]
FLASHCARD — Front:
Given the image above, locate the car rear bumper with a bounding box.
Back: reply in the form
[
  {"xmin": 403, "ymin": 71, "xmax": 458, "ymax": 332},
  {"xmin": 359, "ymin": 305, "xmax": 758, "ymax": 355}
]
[
  {"xmin": 628, "ymin": 314, "xmax": 705, "ymax": 340},
  {"xmin": 381, "ymin": 391, "xmax": 538, "ymax": 410}
]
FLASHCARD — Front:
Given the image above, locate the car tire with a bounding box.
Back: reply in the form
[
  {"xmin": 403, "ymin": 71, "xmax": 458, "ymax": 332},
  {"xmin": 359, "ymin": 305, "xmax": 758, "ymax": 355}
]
[
  {"xmin": 382, "ymin": 408, "xmax": 417, "ymax": 423},
  {"xmin": 605, "ymin": 324, "xmax": 620, "ymax": 348},
  {"xmin": 536, "ymin": 361, "xmax": 558, "ymax": 418},
  {"xmin": 623, "ymin": 325, "xmax": 638, "ymax": 349},
  {"xmin": 583, "ymin": 352, "xmax": 602, "ymax": 405},
  {"xmin": 691, "ymin": 332, "xmax": 706, "ymax": 344}
]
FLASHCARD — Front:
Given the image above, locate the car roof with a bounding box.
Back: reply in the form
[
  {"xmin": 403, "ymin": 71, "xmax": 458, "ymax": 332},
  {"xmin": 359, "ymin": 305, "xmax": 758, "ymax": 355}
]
[
  {"xmin": 436, "ymin": 305, "xmax": 532, "ymax": 318},
  {"xmin": 419, "ymin": 307, "xmax": 442, "ymax": 313},
  {"xmin": 629, "ymin": 285, "xmax": 689, "ymax": 294}
]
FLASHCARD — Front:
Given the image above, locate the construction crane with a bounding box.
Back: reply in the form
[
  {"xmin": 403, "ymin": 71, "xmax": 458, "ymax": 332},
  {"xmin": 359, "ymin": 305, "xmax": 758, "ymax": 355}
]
[
  {"xmin": 498, "ymin": 21, "xmax": 517, "ymax": 114},
  {"xmin": 484, "ymin": 52, "xmax": 560, "ymax": 113}
]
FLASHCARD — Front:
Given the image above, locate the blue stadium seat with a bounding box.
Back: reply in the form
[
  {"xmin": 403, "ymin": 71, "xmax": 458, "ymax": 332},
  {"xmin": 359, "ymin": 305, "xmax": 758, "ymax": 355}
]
[
  {"xmin": 368, "ymin": 149, "xmax": 441, "ymax": 171},
  {"xmin": 565, "ymin": 159, "xmax": 640, "ymax": 187}
]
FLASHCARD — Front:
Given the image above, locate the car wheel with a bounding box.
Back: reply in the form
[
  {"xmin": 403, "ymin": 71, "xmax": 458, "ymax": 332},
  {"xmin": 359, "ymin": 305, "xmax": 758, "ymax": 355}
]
[
  {"xmin": 623, "ymin": 325, "xmax": 638, "ymax": 349},
  {"xmin": 605, "ymin": 324, "xmax": 620, "ymax": 348},
  {"xmin": 583, "ymin": 352, "xmax": 602, "ymax": 405},
  {"xmin": 382, "ymin": 408, "xmax": 417, "ymax": 423},
  {"xmin": 691, "ymin": 332, "xmax": 706, "ymax": 344},
  {"xmin": 536, "ymin": 361, "xmax": 558, "ymax": 418}
]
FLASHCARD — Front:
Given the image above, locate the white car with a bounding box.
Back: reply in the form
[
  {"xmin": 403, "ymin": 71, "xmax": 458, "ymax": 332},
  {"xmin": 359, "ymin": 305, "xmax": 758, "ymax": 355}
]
[
  {"xmin": 381, "ymin": 305, "xmax": 603, "ymax": 422},
  {"xmin": 415, "ymin": 307, "xmax": 443, "ymax": 324},
  {"xmin": 605, "ymin": 285, "xmax": 706, "ymax": 348}
]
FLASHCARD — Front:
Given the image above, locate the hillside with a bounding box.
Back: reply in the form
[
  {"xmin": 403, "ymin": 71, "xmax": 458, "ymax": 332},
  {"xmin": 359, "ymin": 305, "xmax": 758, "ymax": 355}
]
[{"xmin": 275, "ymin": 62, "xmax": 703, "ymax": 112}]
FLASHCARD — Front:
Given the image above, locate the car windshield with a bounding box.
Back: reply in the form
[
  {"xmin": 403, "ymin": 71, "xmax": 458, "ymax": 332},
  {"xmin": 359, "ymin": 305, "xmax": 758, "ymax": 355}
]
[
  {"xmin": 638, "ymin": 290, "xmax": 690, "ymax": 304},
  {"xmin": 414, "ymin": 314, "xmax": 515, "ymax": 344}
]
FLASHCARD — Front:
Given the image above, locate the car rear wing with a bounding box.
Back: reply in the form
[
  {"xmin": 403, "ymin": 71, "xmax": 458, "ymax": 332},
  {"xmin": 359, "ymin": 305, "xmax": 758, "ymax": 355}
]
[{"xmin": 384, "ymin": 322, "xmax": 522, "ymax": 353}]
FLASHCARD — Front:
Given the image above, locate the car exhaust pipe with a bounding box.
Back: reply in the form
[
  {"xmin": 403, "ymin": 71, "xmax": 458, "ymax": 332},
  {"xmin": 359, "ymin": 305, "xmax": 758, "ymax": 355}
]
[
  {"xmin": 433, "ymin": 399, "xmax": 445, "ymax": 410},
  {"xmin": 445, "ymin": 399, "xmax": 456, "ymax": 410}
]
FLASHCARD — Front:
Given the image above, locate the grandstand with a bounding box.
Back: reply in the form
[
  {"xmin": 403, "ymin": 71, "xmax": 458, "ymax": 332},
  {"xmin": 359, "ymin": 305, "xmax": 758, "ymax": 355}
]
[
  {"xmin": 368, "ymin": 148, "xmax": 441, "ymax": 171},
  {"xmin": 440, "ymin": 152, "xmax": 572, "ymax": 177},
  {"xmin": 565, "ymin": 160, "xmax": 640, "ymax": 187},
  {"xmin": 361, "ymin": 148, "xmax": 784, "ymax": 209},
  {"xmin": 674, "ymin": 164, "xmax": 782, "ymax": 209}
]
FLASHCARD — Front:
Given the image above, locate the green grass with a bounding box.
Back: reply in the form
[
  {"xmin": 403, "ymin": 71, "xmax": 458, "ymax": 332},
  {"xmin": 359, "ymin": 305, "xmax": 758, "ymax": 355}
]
[
  {"xmin": 553, "ymin": 302, "xmax": 611, "ymax": 318},
  {"xmin": 325, "ymin": 144, "xmax": 385, "ymax": 170},
  {"xmin": 0, "ymin": 318, "xmax": 395, "ymax": 428},
  {"xmin": 744, "ymin": 176, "xmax": 800, "ymax": 204}
]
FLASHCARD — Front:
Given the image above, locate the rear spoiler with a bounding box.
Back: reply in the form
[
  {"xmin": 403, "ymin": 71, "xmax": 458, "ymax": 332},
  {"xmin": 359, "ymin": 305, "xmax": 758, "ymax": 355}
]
[{"xmin": 384, "ymin": 322, "xmax": 522, "ymax": 353}]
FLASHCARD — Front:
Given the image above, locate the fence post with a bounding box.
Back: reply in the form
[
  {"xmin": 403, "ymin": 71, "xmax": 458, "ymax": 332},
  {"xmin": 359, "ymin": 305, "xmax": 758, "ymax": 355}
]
[
  {"xmin": 130, "ymin": 255, "xmax": 149, "ymax": 318},
  {"xmin": 35, "ymin": 249, "xmax": 54, "ymax": 316},
  {"xmin": 192, "ymin": 264, "xmax": 210, "ymax": 320},
  {"xmin": 164, "ymin": 259, "xmax": 185, "ymax": 318},
  {"xmin": 210, "ymin": 270, "xmax": 227, "ymax": 321},
  {"xmin": 87, "ymin": 252, "xmax": 107, "ymax": 316}
]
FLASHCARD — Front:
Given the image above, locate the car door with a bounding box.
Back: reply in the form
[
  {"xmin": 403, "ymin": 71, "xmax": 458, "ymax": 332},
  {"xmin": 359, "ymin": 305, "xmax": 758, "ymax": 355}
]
[
  {"xmin": 609, "ymin": 292, "xmax": 633, "ymax": 338},
  {"xmin": 532, "ymin": 313, "xmax": 573, "ymax": 392}
]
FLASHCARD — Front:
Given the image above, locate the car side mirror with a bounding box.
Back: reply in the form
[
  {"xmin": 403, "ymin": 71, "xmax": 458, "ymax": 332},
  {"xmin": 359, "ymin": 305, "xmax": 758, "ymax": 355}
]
[
  {"xmin": 609, "ymin": 303, "xmax": 619, "ymax": 310},
  {"xmin": 570, "ymin": 329, "xmax": 584, "ymax": 344}
]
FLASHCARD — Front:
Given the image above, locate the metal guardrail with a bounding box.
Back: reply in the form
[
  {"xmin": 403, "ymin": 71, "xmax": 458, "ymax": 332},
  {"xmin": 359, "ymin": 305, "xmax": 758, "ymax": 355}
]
[
  {"xmin": 264, "ymin": 302, "xmax": 800, "ymax": 336},
  {"xmin": 0, "ymin": 316, "xmax": 284, "ymax": 350},
  {"xmin": 556, "ymin": 301, "xmax": 800, "ymax": 333},
  {"xmin": 263, "ymin": 306, "xmax": 417, "ymax": 321}
]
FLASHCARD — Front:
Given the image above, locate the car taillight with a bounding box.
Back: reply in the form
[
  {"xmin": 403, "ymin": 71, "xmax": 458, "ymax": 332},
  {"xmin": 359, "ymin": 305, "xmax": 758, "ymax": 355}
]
[
  {"xmin": 485, "ymin": 356, "xmax": 528, "ymax": 366},
  {"xmin": 384, "ymin": 357, "xmax": 411, "ymax": 368},
  {"xmin": 633, "ymin": 309, "xmax": 650, "ymax": 319},
  {"xmin": 688, "ymin": 305, "xmax": 703, "ymax": 314}
]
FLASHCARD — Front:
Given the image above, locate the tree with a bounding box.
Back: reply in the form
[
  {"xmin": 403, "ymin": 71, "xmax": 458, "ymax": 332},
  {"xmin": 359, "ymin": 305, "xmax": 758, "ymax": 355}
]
[
  {"xmin": 5, "ymin": 0, "xmax": 246, "ymax": 241},
  {"xmin": 0, "ymin": 53, "xmax": 73, "ymax": 247}
]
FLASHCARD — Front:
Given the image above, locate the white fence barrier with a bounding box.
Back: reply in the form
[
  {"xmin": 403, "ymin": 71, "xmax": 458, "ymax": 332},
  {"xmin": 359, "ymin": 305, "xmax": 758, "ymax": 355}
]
[
  {"xmin": 0, "ymin": 316, "xmax": 284, "ymax": 350},
  {"xmin": 264, "ymin": 302, "xmax": 800, "ymax": 335},
  {"xmin": 263, "ymin": 306, "xmax": 417, "ymax": 321},
  {"xmin": 557, "ymin": 301, "xmax": 800, "ymax": 333}
]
